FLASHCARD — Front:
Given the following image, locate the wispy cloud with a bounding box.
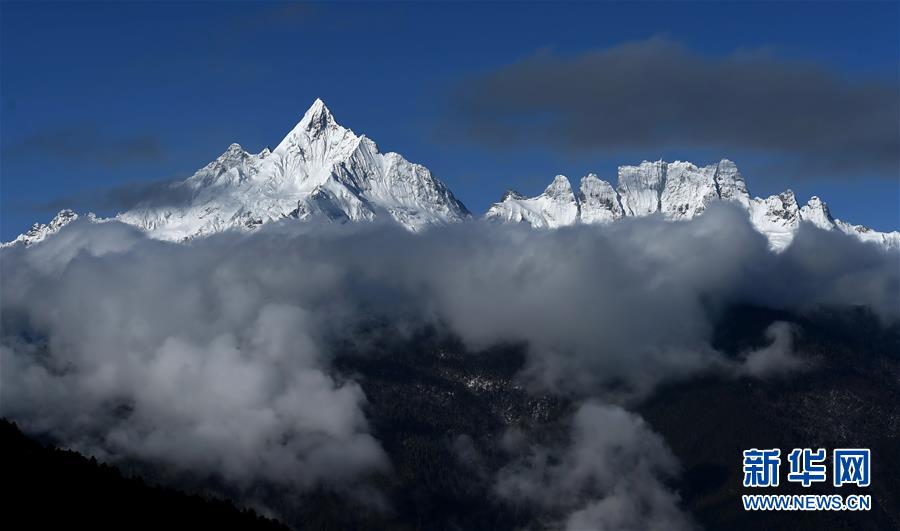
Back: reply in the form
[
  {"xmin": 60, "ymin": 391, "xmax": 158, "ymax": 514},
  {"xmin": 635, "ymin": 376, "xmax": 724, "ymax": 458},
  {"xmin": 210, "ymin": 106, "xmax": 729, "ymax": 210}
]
[
  {"xmin": 37, "ymin": 177, "xmax": 193, "ymax": 214},
  {"xmin": 6, "ymin": 125, "xmax": 163, "ymax": 168},
  {"xmin": 496, "ymin": 402, "xmax": 693, "ymax": 531}
]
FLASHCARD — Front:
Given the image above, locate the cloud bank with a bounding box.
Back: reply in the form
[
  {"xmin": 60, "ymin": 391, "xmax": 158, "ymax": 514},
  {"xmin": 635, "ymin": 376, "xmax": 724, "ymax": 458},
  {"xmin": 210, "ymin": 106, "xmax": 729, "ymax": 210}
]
[
  {"xmin": 1, "ymin": 204, "xmax": 897, "ymax": 523},
  {"xmin": 444, "ymin": 38, "xmax": 899, "ymax": 178},
  {"xmin": 1, "ymin": 221, "xmax": 388, "ymax": 492}
]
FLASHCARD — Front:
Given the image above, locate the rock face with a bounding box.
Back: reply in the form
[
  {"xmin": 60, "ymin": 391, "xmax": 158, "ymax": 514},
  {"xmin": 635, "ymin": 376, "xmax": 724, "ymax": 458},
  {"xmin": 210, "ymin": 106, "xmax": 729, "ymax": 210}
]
[
  {"xmin": 579, "ymin": 174, "xmax": 624, "ymax": 224},
  {"xmin": 114, "ymin": 99, "xmax": 470, "ymax": 241},
  {"xmin": 487, "ymin": 159, "xmax": 899, "ymax": 251}
]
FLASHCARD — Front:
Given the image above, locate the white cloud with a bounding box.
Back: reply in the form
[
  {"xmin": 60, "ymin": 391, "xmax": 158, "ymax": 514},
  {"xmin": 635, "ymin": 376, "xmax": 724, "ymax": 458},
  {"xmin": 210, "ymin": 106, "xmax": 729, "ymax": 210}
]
[
  {"xmin": 739, "ymin": 321, "xmax": 807, "ymax": 378},
  {"xmin": 496, "ymin": 402, "xmax": 694, "ymax": 531},
  {"xmin": 1, "ymin": 202, "xmax": 896, "ymax": 520}
]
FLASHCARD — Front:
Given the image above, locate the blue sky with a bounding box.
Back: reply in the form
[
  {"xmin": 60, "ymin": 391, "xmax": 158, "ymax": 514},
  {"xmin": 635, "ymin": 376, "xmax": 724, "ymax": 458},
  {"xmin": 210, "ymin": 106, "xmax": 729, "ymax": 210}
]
[{"xmin": 2, "ymin": 1, "xmax": 898, "ymax": 240}]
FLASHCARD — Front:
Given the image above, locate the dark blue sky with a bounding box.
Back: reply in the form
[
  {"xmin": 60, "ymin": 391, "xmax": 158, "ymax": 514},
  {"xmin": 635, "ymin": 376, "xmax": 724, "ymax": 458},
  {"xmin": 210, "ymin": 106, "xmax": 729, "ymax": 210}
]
[{"xmin": 2, "ymin": 1, "xmax": 898, "ymax": 240}]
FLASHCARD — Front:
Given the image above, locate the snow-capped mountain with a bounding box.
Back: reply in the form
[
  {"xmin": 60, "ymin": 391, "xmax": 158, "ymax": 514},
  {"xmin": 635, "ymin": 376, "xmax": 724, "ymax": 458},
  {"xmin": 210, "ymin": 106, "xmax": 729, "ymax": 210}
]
[
  {"xmin": 114, "ymin": 99, "xmax": 470, "ymax": 240},
  {"xmin": 1, "ymin": 209, "xmax": 83, "ymax": 248},
  {"xmin": 487, "ymin": 176, "xmax": 581, "ymax": 229},
  {"xmin": 4, "ymin": 102, "xmax": 897, "ymax": 252},
  {"xmin": 487, "ymin": 159, "xmax": 900, "ymax": 251}
]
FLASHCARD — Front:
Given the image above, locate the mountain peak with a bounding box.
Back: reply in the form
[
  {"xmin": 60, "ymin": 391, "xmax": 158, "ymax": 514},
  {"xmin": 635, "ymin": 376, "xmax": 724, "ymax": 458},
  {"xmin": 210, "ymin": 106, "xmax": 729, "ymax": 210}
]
[
  {"xmin": 1, "ymin": 209, "xmax": 80, "ymax": 248},
  {"xmin": 267, "ymin": 97, "xmax": 360, "ymax": 179},
  {"xmin": 717, "ymin": 158, "xmax": 736, "ymax": 168},
  {"xmin": 779, "ymin": 189, "xmax": 797, "ymax": 205},
  {"xmin": 486, "ymin": 175, "xmax": 578, "ymax": 228},
  {"xmin": 800, "ymin": 195, "xmax": 835, "ymax": 230},
  {"xmin": 581, "ymin": 173, "xmax": 601, "ymax": 184},
  {"xmin": 544, "ymin": 175, "xmax": 574, "ymax": 198},
  {"xmin": 218, "ymin": 143, "xmax": 247, "ymax": 161},
  {"xmin": 501, "ymin": 189, "xmax": 525, "ymax": 201},
  {"xmin": 109, "ymin": 97, "xmax": 469, "ymax": 238},
  {"xmin": 299, "ymin": 98, "xmax": 336, "ymax": 133}
]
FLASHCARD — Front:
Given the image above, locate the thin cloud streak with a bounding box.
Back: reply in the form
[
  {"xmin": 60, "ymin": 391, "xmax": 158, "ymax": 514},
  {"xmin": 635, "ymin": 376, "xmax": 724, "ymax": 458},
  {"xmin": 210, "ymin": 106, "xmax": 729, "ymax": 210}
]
[{"xmin": 6, "ymin": 125, "xmax": 163, "ymax": 168}]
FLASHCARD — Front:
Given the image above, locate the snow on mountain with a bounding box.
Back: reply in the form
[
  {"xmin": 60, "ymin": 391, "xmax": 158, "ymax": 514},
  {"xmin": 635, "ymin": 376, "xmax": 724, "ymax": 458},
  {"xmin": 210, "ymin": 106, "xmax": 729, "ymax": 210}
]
[
  {"xmin": 617, "ymin": 161, "xmax": 668, "ymax": 217},
  {"xmin": 747, "ymin": 190, "xmax": 802, "ymax": 251},
  {"xmin": 485, "ymin": 175, "xmax": 579, "ymax": 228},
  {"xmin": 835, "ymin": 218, "xmax": 900, "ymax": 249},
  {"xmin": 3, "ymin": 101, "xmax": 897, "ymax": 252},
  {"xmin": 1, "ymin": 209, "xmax": 82, "ymax": 248},
  {"xmin": 115, "ymin": 99, "xmax": 470, "ymax": 240},
  {"xmin": 487, "ymin": 159, "xmax": 899, "ymax": 251},
  {"xmin": 579, "ymin": 173, "xmax": 624, "ymax": 224}
]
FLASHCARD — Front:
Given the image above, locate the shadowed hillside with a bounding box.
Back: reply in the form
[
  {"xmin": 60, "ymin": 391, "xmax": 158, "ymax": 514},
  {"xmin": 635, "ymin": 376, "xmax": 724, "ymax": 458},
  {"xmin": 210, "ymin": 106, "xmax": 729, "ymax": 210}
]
[{"xmin": 0, "ymin": 419, "xmax": 288, "ymax": 531}]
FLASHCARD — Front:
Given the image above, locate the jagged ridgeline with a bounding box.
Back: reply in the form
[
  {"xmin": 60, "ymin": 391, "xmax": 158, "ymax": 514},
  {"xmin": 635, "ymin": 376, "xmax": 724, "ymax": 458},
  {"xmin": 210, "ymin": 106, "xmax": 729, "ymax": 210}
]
[
  {"xmin": 4, "ymin": 99, "xmax": 898, "ymax": 251},
  {"xmin": 486, "ymin": 161, "xmax": 898, "ymax": 251}
]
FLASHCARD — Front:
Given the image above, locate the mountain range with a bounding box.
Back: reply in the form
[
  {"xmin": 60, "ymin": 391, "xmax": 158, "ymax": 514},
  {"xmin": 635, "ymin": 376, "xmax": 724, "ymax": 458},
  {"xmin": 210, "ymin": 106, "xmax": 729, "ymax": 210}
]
[{"xmin": 4, "ymin": 99, "xmax": 898, "ymax": 251}]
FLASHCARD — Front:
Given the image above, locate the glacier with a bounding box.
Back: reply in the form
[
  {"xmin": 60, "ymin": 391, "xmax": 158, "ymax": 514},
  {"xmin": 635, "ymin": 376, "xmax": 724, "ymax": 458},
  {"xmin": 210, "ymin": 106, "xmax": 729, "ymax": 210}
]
[{"xmin": 4, "ymin": 99, "xmax": 898, "ymax": 251}]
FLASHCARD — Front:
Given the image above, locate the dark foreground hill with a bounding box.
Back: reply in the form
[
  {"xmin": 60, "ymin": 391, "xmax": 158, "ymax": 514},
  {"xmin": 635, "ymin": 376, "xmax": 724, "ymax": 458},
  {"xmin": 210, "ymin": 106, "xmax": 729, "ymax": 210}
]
[{"xmin": 0, "ymin": 419, "xmax": 287, "ymax": 531}]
